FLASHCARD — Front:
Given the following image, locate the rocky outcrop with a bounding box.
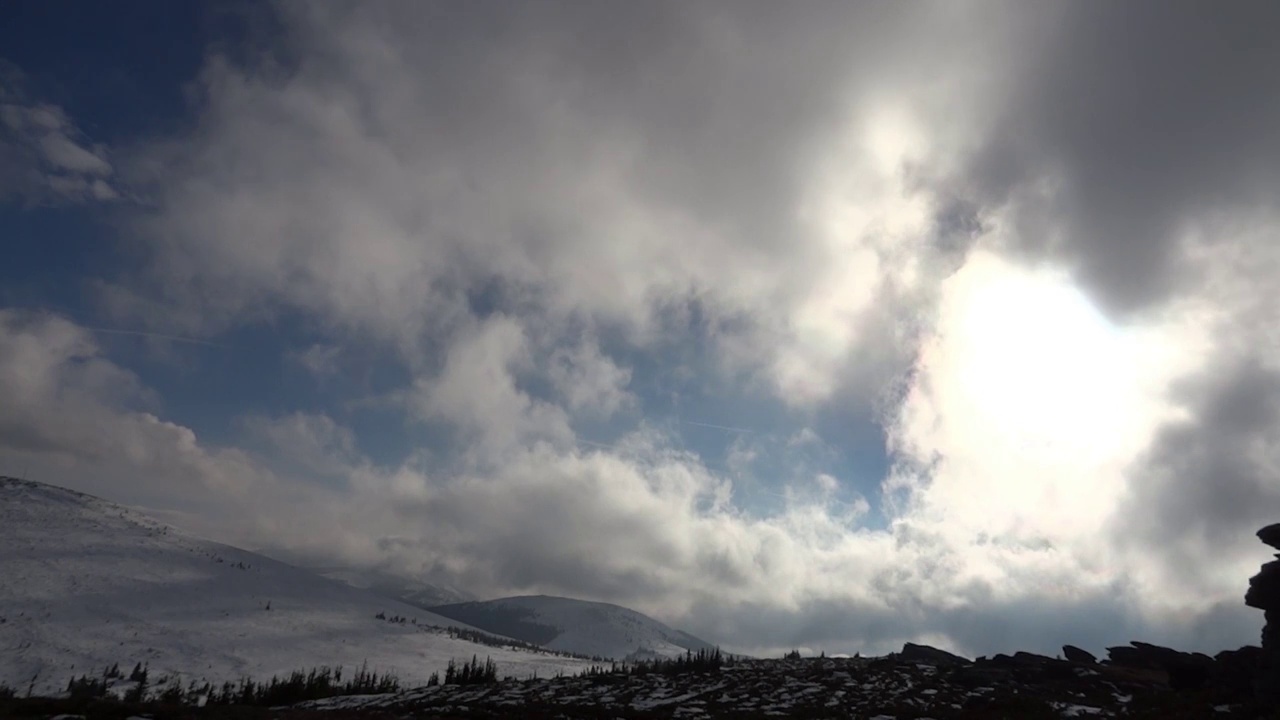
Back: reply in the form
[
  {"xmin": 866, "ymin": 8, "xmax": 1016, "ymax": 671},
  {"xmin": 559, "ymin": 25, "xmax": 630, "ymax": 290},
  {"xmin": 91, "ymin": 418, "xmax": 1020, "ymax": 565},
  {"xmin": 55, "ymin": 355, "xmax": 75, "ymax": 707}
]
[
  {"xmin": 1246, "ymin": 522, "xmax": 1280, "ymax": 701},
  {"xmin": 1062, "ymin": 644, "xmax": 1096, "ymax": 664},
  {"xmin": 1215, "ymin": 645, "xmax": 1264, "ymax": 696},
  {"xmin": 1103, "ymin": 641, "xmax": 1215, "ymax": 690},
  {"xmin": 897, "ymin": 642, "xmax": 970, "ymax": 667},
  {"xmin": 1258, "ymin": 523, "xmax": 1280, "ymax": 551}
]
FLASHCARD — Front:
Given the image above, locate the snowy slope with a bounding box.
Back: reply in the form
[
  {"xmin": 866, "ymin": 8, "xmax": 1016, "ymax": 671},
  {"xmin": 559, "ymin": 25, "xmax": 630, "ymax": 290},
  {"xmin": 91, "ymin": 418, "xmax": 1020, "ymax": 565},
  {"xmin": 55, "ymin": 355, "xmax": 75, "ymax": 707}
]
[
  {"xmin": 429, "ymin": 595, "xmax": 715, "ymax": 661},
  {"xmin": 316, "ymin": 567, "xmax": 476, "ymax": 609},
  {"xmin": 0, "ymin": 478, "xmax": 593, "ymax": 695}
]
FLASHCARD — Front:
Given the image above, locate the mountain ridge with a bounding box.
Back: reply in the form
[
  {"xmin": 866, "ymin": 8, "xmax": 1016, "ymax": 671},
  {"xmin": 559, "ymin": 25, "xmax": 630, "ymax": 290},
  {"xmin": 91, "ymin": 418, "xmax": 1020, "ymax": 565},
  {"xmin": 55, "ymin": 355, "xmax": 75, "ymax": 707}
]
[
  {"xmin": 0, "ymin": 476, "xmax": 593, "ymax": 694},
  {"xmin": 429, "ymin": 594, "xmax": 716, "ymax": 661}
]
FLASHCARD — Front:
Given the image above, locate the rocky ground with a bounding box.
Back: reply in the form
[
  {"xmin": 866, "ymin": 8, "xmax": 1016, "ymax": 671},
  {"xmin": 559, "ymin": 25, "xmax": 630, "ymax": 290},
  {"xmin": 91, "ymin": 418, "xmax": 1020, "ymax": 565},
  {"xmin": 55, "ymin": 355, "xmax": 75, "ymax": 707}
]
[
  {"xmin": 284, "ymin": 646, "xmax": 1276, "ymax": 719},
  {"xmin": 6, "ymin": 641, "xmax": 1280, "ymax": 718}
]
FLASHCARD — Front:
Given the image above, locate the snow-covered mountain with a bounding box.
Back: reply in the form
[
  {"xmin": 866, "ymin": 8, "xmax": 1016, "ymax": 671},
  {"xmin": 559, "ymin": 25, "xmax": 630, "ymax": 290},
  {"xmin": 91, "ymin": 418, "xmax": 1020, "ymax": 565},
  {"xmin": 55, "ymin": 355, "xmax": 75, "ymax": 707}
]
[
  {"xmin": 315, "ymin": 567, "xmax": 476, "ymax": 609},
  {"xmin": 0, "ymin": 477, "xmax": 593, "ymax": 695},
  {"xmin": 429, "ymin": 595, "xmax": 715, "ymax": 661}
]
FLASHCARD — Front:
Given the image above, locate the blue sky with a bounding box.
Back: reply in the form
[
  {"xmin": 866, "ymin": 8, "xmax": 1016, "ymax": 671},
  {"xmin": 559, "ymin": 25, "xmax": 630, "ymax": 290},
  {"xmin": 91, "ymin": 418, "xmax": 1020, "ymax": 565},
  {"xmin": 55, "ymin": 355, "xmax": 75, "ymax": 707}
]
[
  {"xmin": 1, "ymin": 0, "xmax": 890, "ymax": 517},
  {"xmin": 2, "ymin": 1, "xmax": 1279, "ymax": 659}
]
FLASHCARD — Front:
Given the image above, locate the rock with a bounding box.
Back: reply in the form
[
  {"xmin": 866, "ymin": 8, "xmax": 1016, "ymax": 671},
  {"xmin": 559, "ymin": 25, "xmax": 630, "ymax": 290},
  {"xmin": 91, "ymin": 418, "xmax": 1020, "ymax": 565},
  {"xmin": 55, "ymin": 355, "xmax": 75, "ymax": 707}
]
[
  {"xmin": 1259, "ymin": 523, "xmax": 1280, "ymax": 551},
  {"xmin": 1214, "ymin": 646, "xmax": 1263, "ymax": 697},
  {"xmin": 1107, "ymin": 641, "xmax": 1200, "ymax": 673},
  {"xmin": 898, "ymin": 642, "xmax": 971, "ymax": 667},
  {"xmin": 1247, "ymin": 523, "xmax": 1280, "ymax": 705},
  {"xmin": 973, "ymin": 651, "xmax": 1074, "ymax": 683},
  {"xmin": 1165, "ymin": 653, "xmax": 1214, "ymax": 691},
  {"xmin": 1215, "ymin": 645, "xmax": 1263, "ymax": 666},
  {"xmin": 1106, "ymin": 644, "xmax": 1157, "ymax": 669},
  {"xmin": 1062, "ymin": 645, "xmax": 1097, "ymax": 664},
  {"xmin": 983, "ymin": 653, "xmax": 1017, "ymax": 667},
  {"xmin": 1246, "ymin": 560, "xmax": 1280, "ymax": 612},
  {"xmin": 1011, "ymin": 651, "xmax": 1056, "ymax": 665},
  {"xmin": 1103, "ymin": 642, "xmax": 1216, "ymax": 690},
  {"xmin": 952, "ymin": 665, "xmax": 1014, "ymax": 686}
]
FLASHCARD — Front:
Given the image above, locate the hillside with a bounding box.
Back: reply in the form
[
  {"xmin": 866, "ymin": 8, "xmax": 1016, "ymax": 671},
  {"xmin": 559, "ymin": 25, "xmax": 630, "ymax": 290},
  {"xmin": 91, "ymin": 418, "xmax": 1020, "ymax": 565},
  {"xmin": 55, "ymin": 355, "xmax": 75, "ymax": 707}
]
[
  {"xmin": 315, "ymin": 567, "xmax": 476, "ymax": 609},
  {"xmin": 0, "ymin": 477, "xmax": 594, "ymax": 695},
  {"xmin": 429, "ymin": 595, "xmax": 715, "ymax": 661}
]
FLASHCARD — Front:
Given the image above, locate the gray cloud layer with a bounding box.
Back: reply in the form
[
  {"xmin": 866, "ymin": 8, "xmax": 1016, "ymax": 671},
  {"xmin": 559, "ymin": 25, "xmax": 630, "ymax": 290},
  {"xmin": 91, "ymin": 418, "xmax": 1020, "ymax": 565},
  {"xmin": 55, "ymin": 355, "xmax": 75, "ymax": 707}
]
[{"xmin": 962, "ymin": 1, "xmax": 1280, "ymax": 315}]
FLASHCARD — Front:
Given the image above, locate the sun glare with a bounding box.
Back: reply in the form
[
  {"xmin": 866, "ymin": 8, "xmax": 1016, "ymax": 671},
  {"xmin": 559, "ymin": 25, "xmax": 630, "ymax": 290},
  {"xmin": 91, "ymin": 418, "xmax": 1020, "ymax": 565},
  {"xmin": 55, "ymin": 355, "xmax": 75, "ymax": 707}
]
[
  {"xmin": 952, "ymin": 256, "xmax": 1125, "ymax": 456},
  {"xmin": 902, "ymin": 251, "xmax": 1184, "ymax": 545}
]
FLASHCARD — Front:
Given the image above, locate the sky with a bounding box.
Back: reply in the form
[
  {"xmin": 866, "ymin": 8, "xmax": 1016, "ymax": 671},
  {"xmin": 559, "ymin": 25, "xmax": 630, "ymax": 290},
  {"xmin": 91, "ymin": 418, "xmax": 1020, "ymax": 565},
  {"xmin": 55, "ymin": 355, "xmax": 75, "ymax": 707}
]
[{"xmin": 2, "ymin": 0, "xmax": 1279, "ymax": 659}]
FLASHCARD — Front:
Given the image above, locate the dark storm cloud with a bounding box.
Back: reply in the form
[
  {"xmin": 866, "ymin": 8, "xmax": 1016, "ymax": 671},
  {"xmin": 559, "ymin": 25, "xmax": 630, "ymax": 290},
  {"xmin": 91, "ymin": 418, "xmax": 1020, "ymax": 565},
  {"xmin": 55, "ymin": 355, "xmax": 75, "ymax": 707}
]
[
  {"xmin": 964, "ymin": 1, "xmax": 1280, "ymax": 316},
  {"xmin": 1121, "ymin": 358, "xmax": 1280, "ymax": 574},
  {"xmin": 683, "ymin": 585, "xmax": 1255, "ymax": 659}
]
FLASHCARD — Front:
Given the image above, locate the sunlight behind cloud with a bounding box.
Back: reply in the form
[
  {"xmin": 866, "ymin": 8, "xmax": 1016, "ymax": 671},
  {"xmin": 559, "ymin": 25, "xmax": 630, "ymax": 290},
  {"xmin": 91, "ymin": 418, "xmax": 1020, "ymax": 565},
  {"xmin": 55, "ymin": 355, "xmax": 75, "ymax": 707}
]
[
  {"xmin": 891, "ymin": 247, "xmax": 1210, "ymax": 598},
  {"xmin": 777, "ymin": 103, "xmax": 936, "ymax": 405}
]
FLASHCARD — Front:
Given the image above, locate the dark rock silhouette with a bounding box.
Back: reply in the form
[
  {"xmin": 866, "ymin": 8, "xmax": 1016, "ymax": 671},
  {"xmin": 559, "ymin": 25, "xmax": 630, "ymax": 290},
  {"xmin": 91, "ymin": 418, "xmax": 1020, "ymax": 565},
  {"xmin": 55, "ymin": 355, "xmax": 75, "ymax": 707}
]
[
  {"xmin": 1100, "ymin": 642, "xmax": 1217, "ymax": 691},
  {"xmin": 897, "ymin": 642, "xmax": 970, "ymax": 667},
  {"xmin": 1215, "ymin": 645, "xmax": 1264, "ymax": 696},
  {"xmin": 1062, "ymin": 644, "xmax": 1096, "ymax": 664},
  {"xmin": 951, "ymin": 664, "xmax": 1014, "ymax": 687},
  {"xmin": 1247, "ymin": 522, "xmax": 1280, "ymax": 702},
  {"xmin": 1258, "ymin": 523, "xmax": 1280, "ymax": 551}
]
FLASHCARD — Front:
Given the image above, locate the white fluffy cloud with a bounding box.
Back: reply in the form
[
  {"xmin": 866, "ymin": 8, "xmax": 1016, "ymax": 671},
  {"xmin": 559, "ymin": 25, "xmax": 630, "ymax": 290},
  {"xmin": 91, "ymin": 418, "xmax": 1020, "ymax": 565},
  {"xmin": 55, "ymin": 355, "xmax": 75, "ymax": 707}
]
[{"xmin": 1, "ymin": 72, "xmax": 118, "ymax": 203}]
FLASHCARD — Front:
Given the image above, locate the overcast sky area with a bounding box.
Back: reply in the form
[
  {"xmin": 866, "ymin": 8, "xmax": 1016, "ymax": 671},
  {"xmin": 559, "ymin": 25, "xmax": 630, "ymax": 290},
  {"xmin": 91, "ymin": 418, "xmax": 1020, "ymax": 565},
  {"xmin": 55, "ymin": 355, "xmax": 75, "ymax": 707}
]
[{"xmin": 2, "ymin": 1, "xmax": 1279, "ymax": 659}]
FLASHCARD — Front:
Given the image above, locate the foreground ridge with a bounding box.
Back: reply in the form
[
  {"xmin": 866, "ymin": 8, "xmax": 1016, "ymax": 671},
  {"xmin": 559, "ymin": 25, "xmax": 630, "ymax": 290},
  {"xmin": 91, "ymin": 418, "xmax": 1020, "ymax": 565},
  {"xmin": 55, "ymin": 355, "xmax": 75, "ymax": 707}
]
[{"xmin": 296, "ymin": 647, "xmax": 1276, "ymax": 718}]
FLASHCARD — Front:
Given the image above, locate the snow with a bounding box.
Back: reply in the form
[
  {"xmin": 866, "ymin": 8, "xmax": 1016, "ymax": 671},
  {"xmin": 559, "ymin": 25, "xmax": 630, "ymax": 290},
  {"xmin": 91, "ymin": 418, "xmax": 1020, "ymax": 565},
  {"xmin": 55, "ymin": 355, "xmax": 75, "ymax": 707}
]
[
  {"xmin": 430, "ymin": 594, "xmax": 714, "ymax": 660},
  {"xmin": 315, "ymin": 567, "xmax": 475, "ymax": 608},
  {"xmin": 1052, "ymin": 702, "xmax": 1105, "ymax": 717},
  {"xmin": 0, "ymin": 478, "xmax": 594, "ymax": 695}
]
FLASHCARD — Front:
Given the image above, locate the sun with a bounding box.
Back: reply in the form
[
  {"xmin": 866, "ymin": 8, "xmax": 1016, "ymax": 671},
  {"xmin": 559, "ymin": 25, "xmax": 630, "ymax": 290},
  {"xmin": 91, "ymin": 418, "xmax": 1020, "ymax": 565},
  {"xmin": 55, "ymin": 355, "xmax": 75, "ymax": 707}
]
[
  {"xmin": 898, "ymin": 250, "xmax": 1191, "ymax": 545},
  {"xmin": 949, "ymin": 254, "xmax": 1126, "ymax": 457}
]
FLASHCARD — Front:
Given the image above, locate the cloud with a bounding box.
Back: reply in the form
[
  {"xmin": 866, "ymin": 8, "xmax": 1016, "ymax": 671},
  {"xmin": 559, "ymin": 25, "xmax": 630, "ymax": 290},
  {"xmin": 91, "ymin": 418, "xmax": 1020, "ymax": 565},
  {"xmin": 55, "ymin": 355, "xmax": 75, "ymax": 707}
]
[
  {"xmin": 0, "ymin": 311, "xmax": 263, "ymax": 526},
  {"xmin": 111, "ymin": 1, "xmax": 1003, "ymax": 400},
  {"xmin": 236, "ymin": 411, "xmax": 358, "ymax": 479},
  {"xmin": 406, "ymin": 315, "xmax": 573, "ymax": 461},
  {"xmin": 0, "ymin": 305, "xmax": 1268, "ymax": 658},
  {"xmin": 958, "ymin": 2, "xmax": 1280, "ymax": 316},
  {"xmin": 1, "ymin": 68, "xmax": 119, "ymax": 204},
  {"xmin": 290, "ymin": 343, "xmax": 342, "ymax": 379},
  {"xmin": 8, "ymin": 0, "xmax": 1280, "ymax": 660},
  {"xmin": 547, "ymin": 336, "xmax": 635, "ymax": 419}
]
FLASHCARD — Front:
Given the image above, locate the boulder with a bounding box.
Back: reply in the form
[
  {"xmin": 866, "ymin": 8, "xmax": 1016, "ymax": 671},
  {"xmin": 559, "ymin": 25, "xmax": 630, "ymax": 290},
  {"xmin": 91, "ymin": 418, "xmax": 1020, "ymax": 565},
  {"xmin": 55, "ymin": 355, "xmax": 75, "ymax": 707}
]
[
  {"xmin": 1165, "ymin": 653, "xmax": 1214, "ymax": 691},
  {"xmin": 1106, "ymin": 644, "xmax": 1157, "ymax": 669},
  {"xmin": 1247, "ymin": 523, "xmax": 1280, "ymax": 705},
  {"xmin": 1214, "ymin": 646, "xmax": 1263, "ymax": 697},
  {"xmin": 1107, "ymin": 641, "xmax": 1193, "ymax": 671},
  {"xmin": 952, "ymin": 665, "xmax": 1014, "ymax": 687},
  {"xmin": 984, "ymin": 653, "xmax": 1017, "ymax": 667},
  {"xmin": 1258, "ymin": 523, "xmax": 1280, "ymax": 551},
  {"xmin": 898, "ymin": 642, "xmax": 971, "ymax": 667},
  {"xmin": 1062, "ymin": 645, "xmax": 1097, "ymax": 664},
  {"xmin": 1246, "ymin": 560, "xmax": 1280, "ymax": 613},
  {"xmin": 1012, "ymin": 651, "xmax": 1056, "ymax": 665},
  {"xmin": 1103, "ymin": 642, "xmax": 1216, "ymax": 690},
  {"xmin": 975, "ymin": 651, "xmax": 1074, "ymax": 682}
]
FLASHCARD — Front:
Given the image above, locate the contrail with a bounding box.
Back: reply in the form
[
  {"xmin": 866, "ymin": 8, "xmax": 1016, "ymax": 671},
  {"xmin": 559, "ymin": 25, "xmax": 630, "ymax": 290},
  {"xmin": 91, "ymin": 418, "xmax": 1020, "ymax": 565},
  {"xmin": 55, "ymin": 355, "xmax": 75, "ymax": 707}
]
[
  {"xmin": 83, "ymin": 326, "xmax": 224, "ymax": 347},
  {"xmin": 679, "ymin": 418, "xmax": 754, "ymax": 434}
]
